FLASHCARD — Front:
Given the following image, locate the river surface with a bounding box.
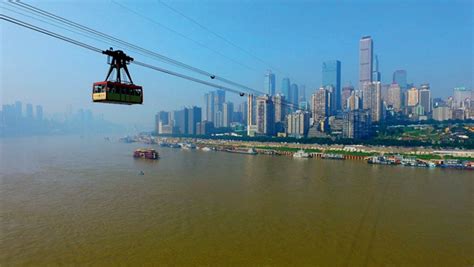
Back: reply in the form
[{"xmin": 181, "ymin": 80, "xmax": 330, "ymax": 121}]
[{"xmin": 0, "ymin": 135, "xmax": 472, "ymax": 266}]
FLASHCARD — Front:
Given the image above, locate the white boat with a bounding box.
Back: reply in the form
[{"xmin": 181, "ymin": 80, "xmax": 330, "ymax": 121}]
[
  {"xmin": 293, "ymin": 150, "xmax": 310, "ymax": 158},
  {"xmin": 181, "ymin": 143, "xmax": 196, "ymax": 149},
  {"xmin": 201, "ymin": 147, "xmax": 212, "ymax": 152}
]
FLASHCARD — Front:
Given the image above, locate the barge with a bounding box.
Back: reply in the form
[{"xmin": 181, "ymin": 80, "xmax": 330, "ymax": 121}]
[{"xmin": 133, "ymin": 149, "xmax": 159, "ymax": 160}]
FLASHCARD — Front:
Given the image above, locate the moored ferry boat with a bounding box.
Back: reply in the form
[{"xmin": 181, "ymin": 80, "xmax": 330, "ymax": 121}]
[
  {"xmin": 133, "ymin": 149, "xmax": 159, "ymax": 160},
  {"xmin": 293, "ymin": 150, "xmax": 310, "ymax": 158},
  {"xmin": 321, "ymin": 153, "xmax": 345, "ymax": 160},
  {"xmin": 226, "ymin": 148, "xmax": 257, "ymax": 155}
]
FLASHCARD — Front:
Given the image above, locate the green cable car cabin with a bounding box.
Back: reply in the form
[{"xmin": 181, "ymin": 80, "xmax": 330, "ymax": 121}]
[
  {"xmin": 92, "ymin": 81, "xmax": 143, "ymax": 105},
  {"xmin": 92, "ymin": 49, "xmax": 143, "ymax": 105}
]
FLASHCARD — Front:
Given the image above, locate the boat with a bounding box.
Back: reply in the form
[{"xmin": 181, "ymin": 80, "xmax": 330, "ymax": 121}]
[
  {"xmin": 201, "ymin": 147, "xmax": 213, "ymax": 152},
  {"xmin": 133, "ymin": 148, "xmax": 159, "ymax": 160},
  {"xmin": 441, "ymin": 159, "xmax": 464, "ymax": 169},
  {"xmin": 321, "ymin": 153, "xmax": 345, "ymax": 160},
  {"xmin": 226, "ymin": 148, "xmax": 257, "ymax": 155},
  {"xmin": 293, "ymin": 150, "xmax": 310, "ymax": 158},
  {"xmin": 367, "ymin": 156, "xmax": 399, "ymax": 165},
  {"xmin": 181, "ymin": 143, "xmax": 196, "ymax": 149}
]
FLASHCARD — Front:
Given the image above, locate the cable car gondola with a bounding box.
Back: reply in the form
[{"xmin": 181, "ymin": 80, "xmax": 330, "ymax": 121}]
[{"xmin": 92, "ymin": 49, "xmax": 143, "ymax": 105}]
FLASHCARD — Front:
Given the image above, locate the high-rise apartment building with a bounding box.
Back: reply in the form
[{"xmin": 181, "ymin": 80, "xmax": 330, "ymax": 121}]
[
  {"xmin": 287, "ymin": 110, "xmax": 310, "ymax": 138},
  {"xmin": 222, "ymin": 102, "xmax": 234, "ymax": 127},
  {"xmin": 311, "ymin": 87, "xmax": 330, "ymax": 121},
  {"xmin": 247, "ymin": 94, "xmax": 255, "ymax": 136},
  {"xmin": 453, "ymin": 87, "xmax": 472, "ymax": 108},
  {"xmin": 359, "ymin": 36, "xmax": 373, "ymax": 90},
  {"xmin": 205, "ymin": 92, "xmax": 215, "ymax": 122},
  {"xmin": 256, "ymin": 95, "xmax": 274, "ymax": 136},
  {"xmin": 362, "ymin": 81, "xmax": 383, "ymax": 123},
  {"xmin": 347, "ymin": 92, "xmax": 361, "ymax": 111},
  {"xmin": 433, "ymin": 106, "xmax": 452, "ymax": 121},
  {"xmin": 174, "ymin": 108, "xmax": 189, "ymax": 134},
  {"xmin": 341, "ymin": 85, "xmax": 354, "ymax": 110},
  {"xmin": 155, "ymin": 111, "xmax": 170, "ymax": 134},
  {"xmin": 342, "ymin": 109, "xmax": 371, "ymax": 139},
  {"xmin": 187, "ymin": 106, "xmax": 202, "ymax": 135},
  {"xmin": 322, "ymin": 60, "xmax": 341, "ymax": 109},
  {"xmin": 407, "ymin": 87, "xmax": 419, "ymax": 107},
  {"xmin": 387, "ymin": 83, "xmax": 402, "ymax": 111},
  {"xmin": 418, "ymin": 84, "xmax": 431, "ymax": 114},
  {"xmin": 272, "ymin": 94, "xmax": 286, "ymax": 123}
]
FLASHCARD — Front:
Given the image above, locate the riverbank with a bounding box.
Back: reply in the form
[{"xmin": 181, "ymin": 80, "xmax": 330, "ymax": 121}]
[{"xmin": 123, "ymin": 135, "xmax": 474, "ymax": 170}]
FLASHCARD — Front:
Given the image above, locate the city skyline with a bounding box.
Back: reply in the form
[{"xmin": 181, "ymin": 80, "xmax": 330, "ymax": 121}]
[{"xmin": 1, "ymin": 0, "xmax": 472, "ymax": 128}]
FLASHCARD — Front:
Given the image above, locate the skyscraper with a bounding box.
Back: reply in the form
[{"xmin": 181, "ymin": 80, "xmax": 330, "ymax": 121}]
[
  {"xmin": 362, "ymin": 81, "xmax": 383, "ymax": 123},
  {"xmin": 272, "ymin": 94, "xmax": 286, "ymax": 123},
  {"xmin": 347, "ymin": 92, "xmax": 362, "ymax": 111},
  {"xmin": 286, "ymin": 110, "xmax": 310, "ymax": 138},
  {"xmin": 35, "ymin": 105, "xmax": 43, "ymax": 121},
  {"xmin": 311, "ymin": 87, "xmax": 330, "ymax": 121},
  {"xmin": 14, "ymin": 101, "xmax": 22, "ymax": 120},
  {"xmin": 290, "ymin": 83, "xmax": 299, "ymax": 107},
  {"xmin": 247, "ymin": 95, "xmax": 255, "ymax": 136},
  {"xmin": 342, "ymin": 109, "xmax": 372, "ymax": 139},
  {"xmin": 372, "ymin": 55, "xmax": 381, "ymax": 82},
  {"xmin": 359, "ymin": 36, "xmax": 373, "ymax": 90},
  {"xmin": 325, "ymin": 85, "xmax": 337, "ymax": 115},
  {"xmin": 26, "ymin": 103, "xmax": 33, "ymax": 120},
  {"xmin": 281, "ymin": 78, "xmax": 291, "ymax": 97},
  {"xmin": 187, "ymin": 106, "xmax": 202, "ymax": 135},
  {"xmin": 256, "ymin": 95, "xmax": 274, "ymax": 136},
  {"xmin": 453, "ymin": 87, "xmax": 472, "ymax": 108},
  {"xmin": 215, "ymin": 90, "xmax": 225, "ymax": 113},
  {"xmin": 155, "ymin": 111, "xmax": 169, "ymax": 134},
  {"xmin": 387, "ymin": 83, "xmax": 402, "ymax": 111},
  {"xmin": 205, "ymin": 92, "xmax": 215, "ymax": 122},
  {"xmin": 239, "ymin": 101, "xmax": 248, "ymax": 125},
  {"xmin": 174, "ymin": 108, "xmax": 189, "ymax": 134},
  {"xmin": 222, "ymin": 102, "xmax": 234, "ymax": 127},
  {"xmin": 322, "ymin": 60, "xmax": 341, "ymax": 110},
  {"xmin": 264, "ymin": 70, "xmax": 276, "ymax": 96},
  {"xmin": 298, "ymin": 85, "xmax": 306, "ymax": 102},
  {"xmin": 418, "ymin": 84, "xmax": 431, "ymax": 114},
  {"xmin": 393, "ymin": 70, "xmax": 407, "ymax": 90},
  {"xmin": 407, "ymin": 87, "xmax": 419, "ymax": 107},
  {"xmin": 341, "ymin": 85, "xmax": 354, "ymax": 110}
]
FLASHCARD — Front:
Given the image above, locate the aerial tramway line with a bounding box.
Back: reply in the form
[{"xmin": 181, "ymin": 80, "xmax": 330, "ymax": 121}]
[
  {"xmin": 1, "ymin": 8, "xmax": 304, "ymax": 111},
  {"xmin": 92, "ymin": 48, "xmax": 143, "ymax": 105}
]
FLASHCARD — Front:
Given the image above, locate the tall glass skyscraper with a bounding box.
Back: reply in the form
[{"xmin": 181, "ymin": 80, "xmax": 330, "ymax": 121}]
[
  {"xmin": 359, "ymin": 36, "xmax": 373, "ymax": 90},
  {"xmin": 281, "ymin": 78, "xmax": 291, "ymax": 98},
  {"xmin": 264, "ymin": 70, "xmax": 276, "ymax": 96},
  {"xmin": 372, "ymin": 55, "xmax": 381, "ymax": 82},
  {"xmin": 322, "ymin": 60, "xmax": 341, "ymax": 110},
  {"xmin": 290, "ymin": 83, "xmax": 299, "ymax": 107},
  {"xmin": 393, "ymin": 70, "xmax": 407, "ymax": 90}
]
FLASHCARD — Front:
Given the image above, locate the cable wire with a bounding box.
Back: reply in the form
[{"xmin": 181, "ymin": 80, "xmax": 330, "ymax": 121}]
[
  {"xmin": 157, "ymin": 0, "xmax": 296, "ymax": 82},
  {"xmin": 9, "ymin": 0, "xmax": 259, "ymax": 94},
  {"xmin": 1, "ymin": 13, "xmax": 306, "ymax": 113}
]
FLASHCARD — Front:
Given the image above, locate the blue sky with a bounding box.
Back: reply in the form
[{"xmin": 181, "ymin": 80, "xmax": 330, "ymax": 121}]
[{"xmin": 1, "ymin": 0, "xmax": 472, "ymax": 128}]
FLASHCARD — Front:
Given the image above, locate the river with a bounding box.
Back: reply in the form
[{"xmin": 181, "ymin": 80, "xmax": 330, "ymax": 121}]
[{"xmin": 0, "ymin": 135, "xmax": 472, "ymax": 266}]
